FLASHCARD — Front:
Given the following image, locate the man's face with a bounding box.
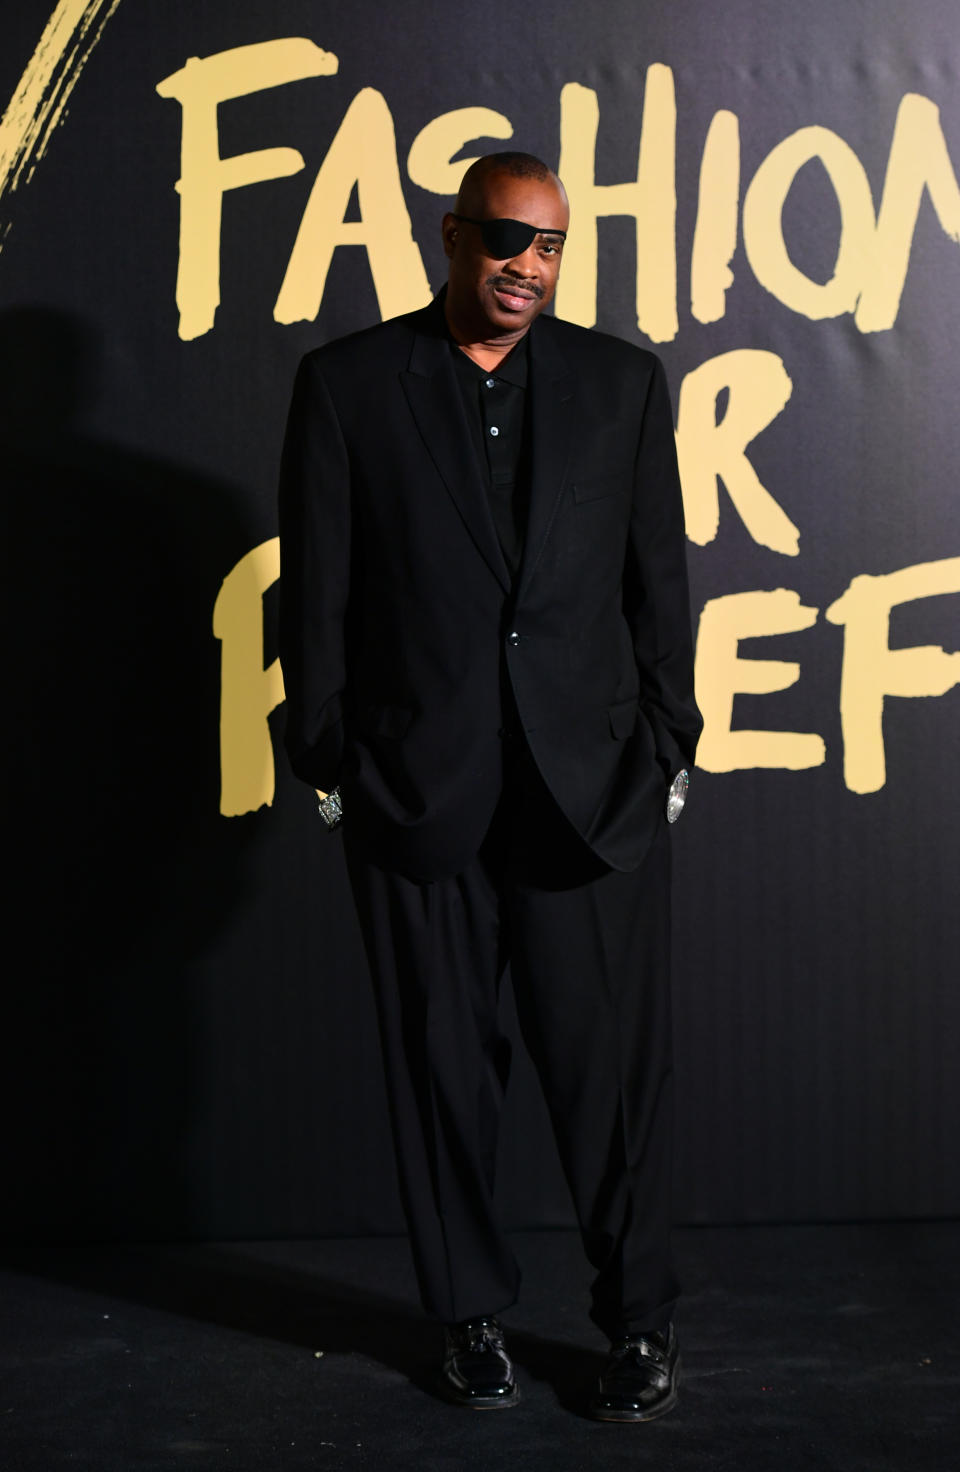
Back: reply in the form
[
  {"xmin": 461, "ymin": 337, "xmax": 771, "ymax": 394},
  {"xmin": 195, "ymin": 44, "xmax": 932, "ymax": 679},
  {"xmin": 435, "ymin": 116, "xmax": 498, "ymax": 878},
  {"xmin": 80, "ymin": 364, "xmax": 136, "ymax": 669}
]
[{"xmin": 442, "ymin": 172, "xmax": 569, "ymax": 339}]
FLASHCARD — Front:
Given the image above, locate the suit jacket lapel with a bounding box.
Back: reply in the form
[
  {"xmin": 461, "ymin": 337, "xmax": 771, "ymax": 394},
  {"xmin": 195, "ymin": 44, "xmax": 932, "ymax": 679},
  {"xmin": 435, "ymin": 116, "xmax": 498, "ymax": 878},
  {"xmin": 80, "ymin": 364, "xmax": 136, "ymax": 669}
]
[
  {"xmin": 515, "ymin": 317, "xmax": 577, "ymax": 603},
  {"xmin": 400, "ymin": 301, "xmax": 511, "ymax": 595}
]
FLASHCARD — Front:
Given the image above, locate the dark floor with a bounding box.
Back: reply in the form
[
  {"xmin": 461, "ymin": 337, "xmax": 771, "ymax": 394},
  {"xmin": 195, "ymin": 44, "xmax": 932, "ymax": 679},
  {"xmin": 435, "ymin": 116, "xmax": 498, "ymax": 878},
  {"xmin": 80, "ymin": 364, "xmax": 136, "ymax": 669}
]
[{"xmin": 2, "ymin": 1224, "xmax": 957, "ymax": 1471}]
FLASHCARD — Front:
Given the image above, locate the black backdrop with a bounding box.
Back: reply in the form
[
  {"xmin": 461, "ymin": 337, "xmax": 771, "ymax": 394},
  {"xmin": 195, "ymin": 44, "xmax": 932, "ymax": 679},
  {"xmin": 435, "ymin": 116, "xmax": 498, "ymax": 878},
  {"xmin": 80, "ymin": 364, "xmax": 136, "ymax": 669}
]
[{"xmin": 3, "ymin": 0, "xmax": 958, "ymax": 1241}]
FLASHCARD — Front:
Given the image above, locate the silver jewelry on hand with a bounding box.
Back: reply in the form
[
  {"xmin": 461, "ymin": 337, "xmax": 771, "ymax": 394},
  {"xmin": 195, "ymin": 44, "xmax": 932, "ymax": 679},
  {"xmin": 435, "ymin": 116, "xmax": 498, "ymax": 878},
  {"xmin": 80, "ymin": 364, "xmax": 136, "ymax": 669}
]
[
  {"xmin": 666, "ymin": 769, "xmax": 689, "ymax": 824},
  {"xmin": 317, "ymin": 786, "xmax": 343, "ymax": 830}
]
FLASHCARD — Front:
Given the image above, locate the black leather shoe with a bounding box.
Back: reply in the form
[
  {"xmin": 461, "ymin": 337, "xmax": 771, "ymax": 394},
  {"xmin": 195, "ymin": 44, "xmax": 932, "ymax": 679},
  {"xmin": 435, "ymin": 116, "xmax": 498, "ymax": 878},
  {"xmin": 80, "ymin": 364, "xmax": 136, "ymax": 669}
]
[
  {"xmin": 589, "ymin": 1323, "xmax": 681, "ymax": 1422},
  {"xmin": 438, "ymin": 1316, "xmax": 519, "ymax": 1408}
]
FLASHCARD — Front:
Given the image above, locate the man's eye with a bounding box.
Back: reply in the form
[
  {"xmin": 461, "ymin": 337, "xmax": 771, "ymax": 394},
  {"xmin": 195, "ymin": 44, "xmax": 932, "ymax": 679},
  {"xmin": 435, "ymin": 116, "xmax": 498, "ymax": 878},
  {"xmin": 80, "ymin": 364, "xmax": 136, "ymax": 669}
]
[{"xmin": 540, "ymin": 242, "xmax": 561, "ymax": 256}]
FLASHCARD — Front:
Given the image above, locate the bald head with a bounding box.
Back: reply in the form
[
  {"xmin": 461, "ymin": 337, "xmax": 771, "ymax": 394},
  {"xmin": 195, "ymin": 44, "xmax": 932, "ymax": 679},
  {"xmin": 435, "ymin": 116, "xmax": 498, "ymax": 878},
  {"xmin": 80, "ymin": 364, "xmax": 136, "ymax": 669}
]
[{"xmin": 454, "ymin": 152, "xmax": 562, "ymax": 217}]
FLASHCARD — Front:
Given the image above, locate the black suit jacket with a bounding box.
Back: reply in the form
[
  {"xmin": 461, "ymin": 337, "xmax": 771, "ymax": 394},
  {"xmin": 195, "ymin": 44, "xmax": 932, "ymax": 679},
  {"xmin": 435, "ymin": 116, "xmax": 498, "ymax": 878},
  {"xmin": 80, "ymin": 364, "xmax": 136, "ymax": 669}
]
[{"xmin": 278, "ymin": 293, "xmax": 702, "ymax": 881}]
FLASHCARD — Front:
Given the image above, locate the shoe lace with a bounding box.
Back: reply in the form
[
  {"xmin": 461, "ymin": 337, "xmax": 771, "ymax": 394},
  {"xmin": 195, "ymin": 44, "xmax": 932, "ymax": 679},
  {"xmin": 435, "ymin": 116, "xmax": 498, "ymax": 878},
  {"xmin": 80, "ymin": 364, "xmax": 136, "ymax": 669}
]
[
  {"xmin": 609, "ymin": 1333, "xmax": 668, "ymax": 1366},
  {"xmin": 464, "ymin": 1318, "xmax": 504, "ymax": 1353}
]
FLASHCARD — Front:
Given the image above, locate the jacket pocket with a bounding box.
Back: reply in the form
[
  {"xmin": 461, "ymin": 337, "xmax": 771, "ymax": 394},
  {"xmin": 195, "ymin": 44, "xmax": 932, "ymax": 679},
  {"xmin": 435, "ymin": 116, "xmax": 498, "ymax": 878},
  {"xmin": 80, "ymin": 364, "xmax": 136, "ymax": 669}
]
[
  {"xmin": 608, "ymin": 698, "xmax": 639, "ymax": 740},
  {"xmin": 573, "ymin": 470, "xmax": 629, "ymax": 503},
  {"xmin": 361, "ymin": 703, "xmax": 414, "ymax": 740}
]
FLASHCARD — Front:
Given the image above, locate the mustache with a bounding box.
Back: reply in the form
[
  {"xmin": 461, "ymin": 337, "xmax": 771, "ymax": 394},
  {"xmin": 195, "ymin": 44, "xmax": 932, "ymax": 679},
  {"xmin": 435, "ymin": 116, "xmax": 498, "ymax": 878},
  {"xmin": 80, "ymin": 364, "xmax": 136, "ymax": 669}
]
[{"xmin": 486, "ymin": 273, "xmax": 545, "ymax": 300}]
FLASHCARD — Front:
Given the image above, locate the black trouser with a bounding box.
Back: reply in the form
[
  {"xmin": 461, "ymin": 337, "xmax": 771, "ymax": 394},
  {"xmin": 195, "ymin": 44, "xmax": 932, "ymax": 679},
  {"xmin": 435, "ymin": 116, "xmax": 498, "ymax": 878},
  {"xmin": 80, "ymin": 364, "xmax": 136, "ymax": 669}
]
[{"xmin": 344, "ymin": 739, "xmax": 678, "ymax": 1339}]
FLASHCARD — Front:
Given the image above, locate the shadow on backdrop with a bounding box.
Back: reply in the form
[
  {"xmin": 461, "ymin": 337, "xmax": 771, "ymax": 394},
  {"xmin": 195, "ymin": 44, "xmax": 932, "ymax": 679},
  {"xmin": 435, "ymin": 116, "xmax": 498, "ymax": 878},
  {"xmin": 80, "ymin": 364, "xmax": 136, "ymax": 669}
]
[{"xmin": 2, "ymin": 305, "xmax": 257, "ymax": 1242}]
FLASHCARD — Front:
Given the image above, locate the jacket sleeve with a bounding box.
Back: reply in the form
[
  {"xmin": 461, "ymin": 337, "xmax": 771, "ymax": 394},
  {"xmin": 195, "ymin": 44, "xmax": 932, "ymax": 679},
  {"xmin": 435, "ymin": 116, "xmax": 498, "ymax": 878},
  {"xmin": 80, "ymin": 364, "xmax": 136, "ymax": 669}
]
[
  {"xmin": 623, "ymin": 355, "xmax": 702, "ymax": 781},
  {"xmin": 277, "ymin": 353, "xmax": 351, "ymax": 794}
]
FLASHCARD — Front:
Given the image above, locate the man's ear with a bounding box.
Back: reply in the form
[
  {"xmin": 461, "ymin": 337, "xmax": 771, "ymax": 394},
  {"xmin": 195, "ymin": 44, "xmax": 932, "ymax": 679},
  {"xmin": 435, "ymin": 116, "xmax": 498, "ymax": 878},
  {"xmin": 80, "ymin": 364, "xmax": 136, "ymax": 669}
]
[{"xmin": 441, "ymin": 213, "xmax": 458, "ymax": 260}]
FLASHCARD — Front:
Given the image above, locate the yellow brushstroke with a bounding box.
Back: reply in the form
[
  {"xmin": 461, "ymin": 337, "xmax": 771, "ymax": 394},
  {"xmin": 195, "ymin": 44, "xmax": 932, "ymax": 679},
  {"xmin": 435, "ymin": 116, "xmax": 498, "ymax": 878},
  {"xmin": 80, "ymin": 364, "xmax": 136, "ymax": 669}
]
[{"xmin": 0, "ymin": 0, "xmax": 124, "ymax": 246}]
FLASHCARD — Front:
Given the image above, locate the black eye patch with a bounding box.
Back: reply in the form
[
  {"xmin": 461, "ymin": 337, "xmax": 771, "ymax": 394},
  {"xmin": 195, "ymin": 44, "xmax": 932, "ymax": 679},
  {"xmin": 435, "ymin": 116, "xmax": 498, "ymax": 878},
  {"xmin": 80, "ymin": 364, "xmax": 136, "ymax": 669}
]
[{"xmin": 452, "ymin": 214, "xmax": 566, "ymax": 259}]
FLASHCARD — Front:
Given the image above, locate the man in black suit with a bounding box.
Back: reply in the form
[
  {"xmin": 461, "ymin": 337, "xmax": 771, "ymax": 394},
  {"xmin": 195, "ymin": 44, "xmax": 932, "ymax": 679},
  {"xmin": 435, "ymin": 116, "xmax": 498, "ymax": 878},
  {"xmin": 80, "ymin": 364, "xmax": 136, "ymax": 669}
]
[{"xmin": 278, "ymin": 152, "xmax": 701, "ymax": 1421}]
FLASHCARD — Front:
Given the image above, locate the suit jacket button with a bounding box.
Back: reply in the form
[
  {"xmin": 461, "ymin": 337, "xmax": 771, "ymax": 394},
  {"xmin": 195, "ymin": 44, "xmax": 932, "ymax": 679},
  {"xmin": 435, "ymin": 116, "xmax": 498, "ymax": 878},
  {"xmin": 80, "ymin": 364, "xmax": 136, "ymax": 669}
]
[{"xmin": 507, "ymin": 631, "xmax": 520, "ymax": 646}]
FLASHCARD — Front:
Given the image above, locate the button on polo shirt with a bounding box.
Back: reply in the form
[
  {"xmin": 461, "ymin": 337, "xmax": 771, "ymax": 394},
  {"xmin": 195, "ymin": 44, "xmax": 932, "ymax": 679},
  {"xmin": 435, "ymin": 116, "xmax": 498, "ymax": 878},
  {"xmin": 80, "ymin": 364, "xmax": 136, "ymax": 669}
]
[{"xmin": 450, "ymin": 335, "xmax": 530, "ymax": 582}]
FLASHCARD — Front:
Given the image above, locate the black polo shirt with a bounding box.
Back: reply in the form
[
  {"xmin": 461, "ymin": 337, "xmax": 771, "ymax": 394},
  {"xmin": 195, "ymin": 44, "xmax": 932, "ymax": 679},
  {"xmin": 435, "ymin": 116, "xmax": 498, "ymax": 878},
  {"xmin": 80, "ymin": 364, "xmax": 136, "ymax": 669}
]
[{"xmin": 449, "ymin": 334, "xmax": 530, "ymax": 582}]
